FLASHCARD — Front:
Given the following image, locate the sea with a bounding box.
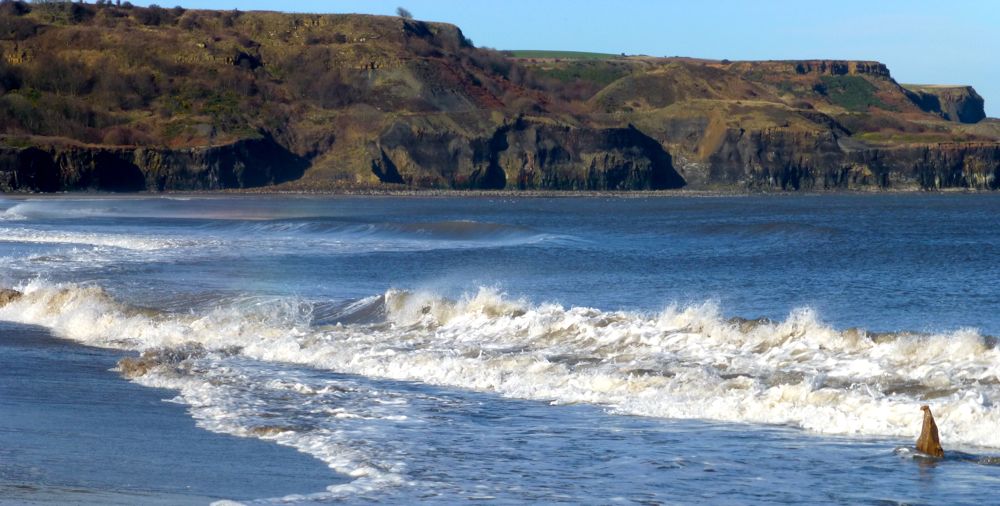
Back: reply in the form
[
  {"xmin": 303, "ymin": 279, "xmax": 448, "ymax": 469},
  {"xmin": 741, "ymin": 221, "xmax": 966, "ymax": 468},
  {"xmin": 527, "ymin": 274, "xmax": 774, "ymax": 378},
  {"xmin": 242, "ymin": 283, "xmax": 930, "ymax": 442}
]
[{"xmin": 2, "ymin": 193, "xmax": 1000, "ymax": 504}]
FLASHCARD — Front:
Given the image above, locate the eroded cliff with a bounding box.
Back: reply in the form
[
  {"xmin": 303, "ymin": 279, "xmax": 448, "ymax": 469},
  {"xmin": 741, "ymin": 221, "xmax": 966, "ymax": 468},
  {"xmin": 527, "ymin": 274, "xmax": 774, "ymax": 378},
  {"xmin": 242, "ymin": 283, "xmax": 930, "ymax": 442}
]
[
  {"xmin": 0, "ymin": 136, "xmax": 307, "ymax": 192},
  {"xmin": 903, "ymin": 85, "xmax": 986, "ymax": 124},
  {"xmin": 368, "ymin": 119, "xmax": 683, "ymax": 190}
]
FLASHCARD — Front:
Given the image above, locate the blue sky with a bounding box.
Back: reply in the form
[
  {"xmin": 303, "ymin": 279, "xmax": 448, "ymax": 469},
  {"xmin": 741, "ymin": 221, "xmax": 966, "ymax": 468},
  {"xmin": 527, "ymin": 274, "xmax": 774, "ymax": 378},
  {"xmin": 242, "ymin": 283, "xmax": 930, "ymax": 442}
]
[{"xmin": 147, "ymin": 0, "xmax": 999, "ymax": 117}]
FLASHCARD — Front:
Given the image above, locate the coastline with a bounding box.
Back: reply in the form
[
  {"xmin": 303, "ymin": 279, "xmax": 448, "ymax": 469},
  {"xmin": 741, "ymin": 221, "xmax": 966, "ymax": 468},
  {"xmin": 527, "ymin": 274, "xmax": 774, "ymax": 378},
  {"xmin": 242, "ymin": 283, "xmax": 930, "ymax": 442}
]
[
  {"xmin": 0, "ymin": 322, "xmax": 340, "ymax": 504},
  {"xmin": 2, "ymin": 186, "xmax": 994, "ymax": 199}
]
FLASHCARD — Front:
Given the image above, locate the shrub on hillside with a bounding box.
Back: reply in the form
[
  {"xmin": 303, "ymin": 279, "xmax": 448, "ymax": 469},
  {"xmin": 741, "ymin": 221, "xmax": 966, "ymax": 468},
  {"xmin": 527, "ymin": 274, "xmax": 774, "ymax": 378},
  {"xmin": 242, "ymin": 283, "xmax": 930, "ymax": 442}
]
[
  {"xmin": 0, "ymin": 1, "xmax": 38, "ymax": 38},
  {"xmin": 0, "ymin": 60, "xmax": 21, "ymax": 93},
  {"xmin": 0, "ymin": 0, "xmax": 30, "ymax": 17},
  {"xmin": 24, "ymin": 54, "xmax": 95, "ymax": 96},
  {"xmin": 134, "ymin": 4, "xmax": 168, "ymax": 26},
  {"xmin": 31, "ymin": 2, "xmax": 94, "ymax": 24}
]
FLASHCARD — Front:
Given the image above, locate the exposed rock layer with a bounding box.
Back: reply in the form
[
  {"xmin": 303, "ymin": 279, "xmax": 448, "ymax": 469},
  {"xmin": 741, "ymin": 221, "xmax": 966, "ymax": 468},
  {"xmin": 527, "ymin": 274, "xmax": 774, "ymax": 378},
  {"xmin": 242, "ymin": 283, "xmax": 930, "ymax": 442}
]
[
  {"xmin": 0, "ymin": 137, "xmax": 307, "ymax": 192},
  {"xmin": 694, "ymin": 129, "xmax": 1000, "ymax": 190},
  {"xmin": 370, "ymin": 120, "xmax": 685, "ymax": 190},
  {"xmin": 903, "ymin": 85, "xmax": 986, "ymax": 124}
]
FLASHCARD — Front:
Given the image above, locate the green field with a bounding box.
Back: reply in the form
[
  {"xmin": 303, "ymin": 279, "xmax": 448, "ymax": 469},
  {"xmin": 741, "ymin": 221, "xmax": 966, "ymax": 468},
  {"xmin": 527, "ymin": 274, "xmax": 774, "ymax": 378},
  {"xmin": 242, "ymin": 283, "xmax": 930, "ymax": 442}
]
[
  {"xmin": 504, "ymin": 50, "xmax": 620, "ymax": 60},
  {"xmin": 530, "ymin": 62, "xmax": 628, "ymax": 87}
]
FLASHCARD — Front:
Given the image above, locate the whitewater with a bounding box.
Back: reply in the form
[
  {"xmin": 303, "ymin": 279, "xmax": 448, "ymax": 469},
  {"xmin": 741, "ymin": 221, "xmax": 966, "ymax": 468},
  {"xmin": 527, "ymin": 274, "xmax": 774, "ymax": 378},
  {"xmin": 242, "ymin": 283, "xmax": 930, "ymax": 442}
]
[{"xmin": 2, "ymin": 194, "xmax": 1000, "ymax": 504}]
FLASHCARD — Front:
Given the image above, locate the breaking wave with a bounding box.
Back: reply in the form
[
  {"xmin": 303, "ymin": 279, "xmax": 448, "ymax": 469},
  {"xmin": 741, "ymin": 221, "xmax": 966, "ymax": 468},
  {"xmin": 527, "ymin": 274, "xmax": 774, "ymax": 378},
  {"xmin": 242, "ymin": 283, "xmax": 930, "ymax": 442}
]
[
  {"xmin": 0, "ymin": 218, "xmax": 569, "ymax": 270},
  {"xmin": 0, "ymin": 198, "xmax": 568, "ymax": 248},
  {"xmin": 3, "ymin": 281, "xmax": 1000, "ymax": 493},
  {"xmin": 0, "ymin": 227, "xmax": 189, "ymax": 251},
  {"xmin": 196, "ymin": 219, "xmax": 569, "ymax": 247}
]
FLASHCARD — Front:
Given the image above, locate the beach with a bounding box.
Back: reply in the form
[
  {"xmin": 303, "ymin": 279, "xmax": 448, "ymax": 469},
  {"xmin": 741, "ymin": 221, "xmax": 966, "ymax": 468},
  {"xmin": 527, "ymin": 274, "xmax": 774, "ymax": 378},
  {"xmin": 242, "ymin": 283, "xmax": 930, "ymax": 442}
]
[{"xmin": 0, "ymin": 322, "xmax": 338, "ymax": 504}]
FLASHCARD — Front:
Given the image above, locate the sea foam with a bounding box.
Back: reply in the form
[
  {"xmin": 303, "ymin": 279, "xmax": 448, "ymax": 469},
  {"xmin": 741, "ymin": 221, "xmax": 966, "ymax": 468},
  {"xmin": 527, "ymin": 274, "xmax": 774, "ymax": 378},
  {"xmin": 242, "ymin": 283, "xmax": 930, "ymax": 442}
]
[{"xmin": 3, "ymin": 280, "xmax": 1000, "ymax": 493}]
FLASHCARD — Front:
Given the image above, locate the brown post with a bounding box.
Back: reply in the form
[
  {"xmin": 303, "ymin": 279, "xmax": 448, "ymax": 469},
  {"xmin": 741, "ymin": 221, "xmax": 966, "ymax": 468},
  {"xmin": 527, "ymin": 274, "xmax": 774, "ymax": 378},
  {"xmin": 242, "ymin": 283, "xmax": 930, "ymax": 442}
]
[{"xmin": 916, "ymin": 405, "xmax": 944, "ymax": 458}]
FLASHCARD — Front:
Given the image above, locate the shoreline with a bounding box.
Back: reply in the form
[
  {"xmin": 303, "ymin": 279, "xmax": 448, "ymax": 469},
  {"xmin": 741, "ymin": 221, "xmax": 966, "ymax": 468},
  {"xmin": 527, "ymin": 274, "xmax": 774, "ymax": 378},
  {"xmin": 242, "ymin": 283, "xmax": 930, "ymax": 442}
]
[
  {"xmin": 2, "ymin": 186, "xmax": 995, "ymax": 199},
  {"xmin": 0, "ymin": 322, "xmax": 341, "ymax": 504}
]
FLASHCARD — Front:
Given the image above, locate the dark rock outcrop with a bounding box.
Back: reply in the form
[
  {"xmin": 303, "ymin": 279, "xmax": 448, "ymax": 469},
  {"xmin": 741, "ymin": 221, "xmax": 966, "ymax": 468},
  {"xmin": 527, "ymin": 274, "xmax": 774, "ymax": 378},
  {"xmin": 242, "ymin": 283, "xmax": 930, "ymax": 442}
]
[
  {"xmin": 370, "ymin": 119, "xmax": 685, "ymax": 190},
  {"xmin": 848, "ymin": 143, "xmax": 1000, "ymax": 190},
  {"xmin": 686, "ymin": 127, "xmax": 1000, "ymax": 191},
  {"xmin": 0, "ymin": 136, "xmax": 308, "ymax": 192},
  {"xmin": 704, "ymin": 129, "xmax": 846, "ymax": 190},
  {"xmin": 904, "ymin": 85, "xmax": 986, "ymax": 123}
]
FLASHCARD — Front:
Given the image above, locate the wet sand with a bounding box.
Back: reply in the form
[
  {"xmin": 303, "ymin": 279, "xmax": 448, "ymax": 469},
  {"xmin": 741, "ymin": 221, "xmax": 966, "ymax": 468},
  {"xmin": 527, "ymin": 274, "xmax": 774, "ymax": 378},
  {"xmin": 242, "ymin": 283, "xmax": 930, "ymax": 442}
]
[{"xmin": 0, "ymin": 322, "xmax": 340, "ymax": 505}]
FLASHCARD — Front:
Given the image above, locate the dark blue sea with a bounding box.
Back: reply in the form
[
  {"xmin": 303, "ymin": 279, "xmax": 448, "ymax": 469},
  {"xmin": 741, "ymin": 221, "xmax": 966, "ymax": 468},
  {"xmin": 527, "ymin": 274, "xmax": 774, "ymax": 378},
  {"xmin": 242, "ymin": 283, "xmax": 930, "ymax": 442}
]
[{"xmin": 2, "ymin": 194, "xmax": 1000, "ymax": 504}]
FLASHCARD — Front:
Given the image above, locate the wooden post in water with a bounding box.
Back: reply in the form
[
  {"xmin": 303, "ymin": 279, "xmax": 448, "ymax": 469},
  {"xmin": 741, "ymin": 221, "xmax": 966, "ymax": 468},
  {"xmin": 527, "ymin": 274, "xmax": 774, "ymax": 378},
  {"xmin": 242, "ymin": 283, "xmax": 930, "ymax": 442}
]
[{"xmin": 916, "ymin": 405, "xmax": 945, "ymax": 458}]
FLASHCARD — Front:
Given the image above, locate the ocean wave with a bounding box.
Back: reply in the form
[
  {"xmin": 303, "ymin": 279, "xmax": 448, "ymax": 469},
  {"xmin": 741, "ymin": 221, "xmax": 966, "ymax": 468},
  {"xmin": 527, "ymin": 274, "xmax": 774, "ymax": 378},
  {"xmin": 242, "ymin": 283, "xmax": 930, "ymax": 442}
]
[
  {"xmin": 194, "ymin": 219, "xmax": 573, "ymax": 247},
  {"xmin": 0, "ymin": 219, "xmax": 571, "ymax": 270},
  {"xmin": 0, "ymin": 200, "xmax": 140, "ymax": 221},
  {"xmin": 694, "ymin": 221, "xmax": 844, "ymax": 239},
  {"xmin": 0, "ymin": 227, "xmax": 191, "ymax": 251},
  {"xmin": 1, "ymin": 199, "xmax": 571, "ymax": 247},
  {"xmin": 3, "ymin": 281, "xmax": 1000, "ymax": 492}
]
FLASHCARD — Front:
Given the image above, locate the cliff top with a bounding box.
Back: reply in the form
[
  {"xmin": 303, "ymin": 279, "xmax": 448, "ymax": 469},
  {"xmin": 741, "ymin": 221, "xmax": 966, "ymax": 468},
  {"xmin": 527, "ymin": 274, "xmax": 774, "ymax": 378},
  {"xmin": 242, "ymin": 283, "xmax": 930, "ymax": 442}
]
[{"xmin": 903, "ymin": 84, "xmax": 974, "ymax": 89}]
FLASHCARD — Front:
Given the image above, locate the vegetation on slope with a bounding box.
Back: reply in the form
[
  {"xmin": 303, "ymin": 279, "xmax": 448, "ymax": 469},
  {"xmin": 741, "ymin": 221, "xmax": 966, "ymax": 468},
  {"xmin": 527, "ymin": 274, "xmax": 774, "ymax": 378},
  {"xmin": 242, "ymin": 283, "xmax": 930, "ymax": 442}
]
[
  {"xmin": 816, "ymin": 75, "xmax": 890, "ymax": 112},
  {"xmin": 0, "ymin": 1, "xmax": 996, "ymax": 192}
]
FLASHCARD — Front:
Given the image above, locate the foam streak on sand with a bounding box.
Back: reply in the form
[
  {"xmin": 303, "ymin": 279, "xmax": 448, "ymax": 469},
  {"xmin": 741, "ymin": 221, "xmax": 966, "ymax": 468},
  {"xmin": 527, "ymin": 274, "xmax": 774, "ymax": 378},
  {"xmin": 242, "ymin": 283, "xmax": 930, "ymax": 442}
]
[{"xmin": 2, "ymin": 280, "xmax": 1000, "ymax": 465}]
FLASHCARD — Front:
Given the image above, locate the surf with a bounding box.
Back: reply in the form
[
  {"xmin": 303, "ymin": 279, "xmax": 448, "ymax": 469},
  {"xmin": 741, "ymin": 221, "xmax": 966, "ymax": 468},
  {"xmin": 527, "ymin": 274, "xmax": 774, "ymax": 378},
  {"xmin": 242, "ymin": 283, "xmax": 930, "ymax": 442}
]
[{"xmin": 2, "ymin": 281, "xmax": 999, "ymax": 450}]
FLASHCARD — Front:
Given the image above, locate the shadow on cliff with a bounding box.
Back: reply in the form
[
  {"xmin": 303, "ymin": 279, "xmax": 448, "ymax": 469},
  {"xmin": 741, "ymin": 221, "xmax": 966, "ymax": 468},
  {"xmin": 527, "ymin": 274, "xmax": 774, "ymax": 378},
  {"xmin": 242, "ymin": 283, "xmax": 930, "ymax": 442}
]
[
  {"xmin": 0, "ymin": 134, "xmax": 308, "ymax": 192},
  {"xmin": 370, "ymin": 119, "xmax": 685, "ymax": 191}
]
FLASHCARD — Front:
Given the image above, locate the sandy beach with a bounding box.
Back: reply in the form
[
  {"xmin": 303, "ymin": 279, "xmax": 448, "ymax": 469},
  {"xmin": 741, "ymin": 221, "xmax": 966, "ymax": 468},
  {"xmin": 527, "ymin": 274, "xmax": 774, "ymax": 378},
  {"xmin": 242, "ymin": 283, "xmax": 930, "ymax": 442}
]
[{"xmin": 0, "ymin": 322, "xmax": 339, "ymax": 505}]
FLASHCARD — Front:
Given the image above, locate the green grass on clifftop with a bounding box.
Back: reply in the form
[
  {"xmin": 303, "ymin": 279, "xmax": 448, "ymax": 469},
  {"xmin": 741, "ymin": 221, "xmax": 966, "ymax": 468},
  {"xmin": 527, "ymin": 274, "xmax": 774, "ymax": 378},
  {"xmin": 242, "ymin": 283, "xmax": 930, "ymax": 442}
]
[
  {"xmin": 819, "ymin": 75, "xmax": 891, "ymax": 112},
  {"xmin": 505, "ymin": 50, "xmax": 619, "ymax": 60},
  {"xmin": 528, "ymin": 61, "xmax": 629, "ymax": 87}
]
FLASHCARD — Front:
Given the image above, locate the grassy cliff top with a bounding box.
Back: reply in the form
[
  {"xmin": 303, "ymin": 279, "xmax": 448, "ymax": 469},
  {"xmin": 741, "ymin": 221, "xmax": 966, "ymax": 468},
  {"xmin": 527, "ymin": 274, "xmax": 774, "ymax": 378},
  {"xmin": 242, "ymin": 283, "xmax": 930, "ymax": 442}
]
[
  {"xmin": 504, "ymin": 50, "xmax": 621, "ymax": 60},
  {"xmin": 902, "ymin": 84, "xmax": 975, "ymax": 90}
]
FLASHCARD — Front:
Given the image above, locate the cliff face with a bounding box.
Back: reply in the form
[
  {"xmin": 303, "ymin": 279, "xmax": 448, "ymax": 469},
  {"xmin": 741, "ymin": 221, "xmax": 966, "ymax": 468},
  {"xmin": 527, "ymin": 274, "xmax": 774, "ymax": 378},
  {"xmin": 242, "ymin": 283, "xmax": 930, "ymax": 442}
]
[
  {"xmin": 678, "ymin": 128, "xmax": 1000, "ymax": 191},
  {"xmin": 847, "ymin": 144, "xmax": 1000, "ymax": 189},
  {"xmin": 728, "ymin": 60, "xmax": 891, "ymax": 78},
  {"xmin": 0, "ymin": 3, "xmax": 998, "ymax": 193},
  {"xmin": 370, "ymin": 120, "xmax": 684, "ymax": 190},
  {"xmin": 0, "ymin": 137, "xmax": 307, "ymax": 192},
  {"xmin": 903, "ymin": 85, "xmax": 986, "ymax": 123},
  {"xmin": 700, "ymin": 129, "xmax": 846, "ymax": 189}
]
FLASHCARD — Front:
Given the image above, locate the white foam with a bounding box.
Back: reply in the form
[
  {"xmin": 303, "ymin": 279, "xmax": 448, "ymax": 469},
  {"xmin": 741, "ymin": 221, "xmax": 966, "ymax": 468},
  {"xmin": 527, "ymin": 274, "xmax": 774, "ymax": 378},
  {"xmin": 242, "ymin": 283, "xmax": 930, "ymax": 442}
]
[
  {"xmin": 3, "ymin": 281, "xmax": 1000, "ymax": 487},
  {"xmin": 133, "ymin": 368, "xmax": 410, "ymax": 501},
  {"xmin": 0, "ymin": 227, "xmax": 186, "ymax": 251},
  {"xmin": 0, "ymin": 281, "xmax": 413, "ymax": 497}
]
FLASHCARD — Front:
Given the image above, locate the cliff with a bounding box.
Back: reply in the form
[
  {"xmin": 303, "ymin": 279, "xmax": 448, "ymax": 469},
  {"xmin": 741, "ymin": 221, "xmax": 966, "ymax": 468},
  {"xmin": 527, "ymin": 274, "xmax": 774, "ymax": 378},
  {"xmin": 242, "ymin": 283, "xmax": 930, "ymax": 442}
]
[
  {"xmin": 902, "ymin": 85, "xmax": 986, "ymax": 124},
  {"xmin": 696, "ymin": 129, "xmax": 1000, "ymax": 191},
  {"xmin": 0, "ymin": 2, "xmax": 997, "ymax": 192},
  {"xmin": 368, "ymin": 119, "xmax": 683, "ymax": 190},
  {"xmin": 0, "ymin": 136, "xmax": 307, "ymax": 192}
]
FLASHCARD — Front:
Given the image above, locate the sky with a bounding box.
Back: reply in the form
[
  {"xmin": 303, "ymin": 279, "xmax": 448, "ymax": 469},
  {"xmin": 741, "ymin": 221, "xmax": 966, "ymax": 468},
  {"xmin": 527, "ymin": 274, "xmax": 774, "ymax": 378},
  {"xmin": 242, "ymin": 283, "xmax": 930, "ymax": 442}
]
[{"xmin": 143, "ymin": 0, "xmax": 1000, "ymax": 117}]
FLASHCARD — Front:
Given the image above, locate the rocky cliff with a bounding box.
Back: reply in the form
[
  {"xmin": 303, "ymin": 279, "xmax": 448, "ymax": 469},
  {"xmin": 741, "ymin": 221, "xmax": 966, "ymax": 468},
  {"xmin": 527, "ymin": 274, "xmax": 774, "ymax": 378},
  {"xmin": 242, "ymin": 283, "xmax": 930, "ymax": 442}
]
[
  {"xmin": 369, "ymin": 119, "xmax": 683, "ymax": 190},
  {"xmin": 691, "ymin": 128, "xmax": 1000, "ymax": 191},
  {"xmin": 0, "ymin": 3, "xmax": 997, "ymax": 192},
  {"xmin": 902, "ymin": 85, "xmax": 986, "ymax": 124},
  {"xmin": 0, "ymin": 137, "xmax": 307, "ymax": 192},
  {"xmin": 728, "ymin": 60, "xmax": 891, "ymax": 78}
]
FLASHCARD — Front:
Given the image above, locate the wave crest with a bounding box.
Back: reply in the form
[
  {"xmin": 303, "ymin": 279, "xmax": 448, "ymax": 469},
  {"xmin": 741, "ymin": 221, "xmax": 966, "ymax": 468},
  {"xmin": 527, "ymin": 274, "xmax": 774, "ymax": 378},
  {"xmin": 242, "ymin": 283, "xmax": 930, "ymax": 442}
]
[{"xmin": 3, "ymin": 281, "xmax": 1000, "ymax": 450}]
